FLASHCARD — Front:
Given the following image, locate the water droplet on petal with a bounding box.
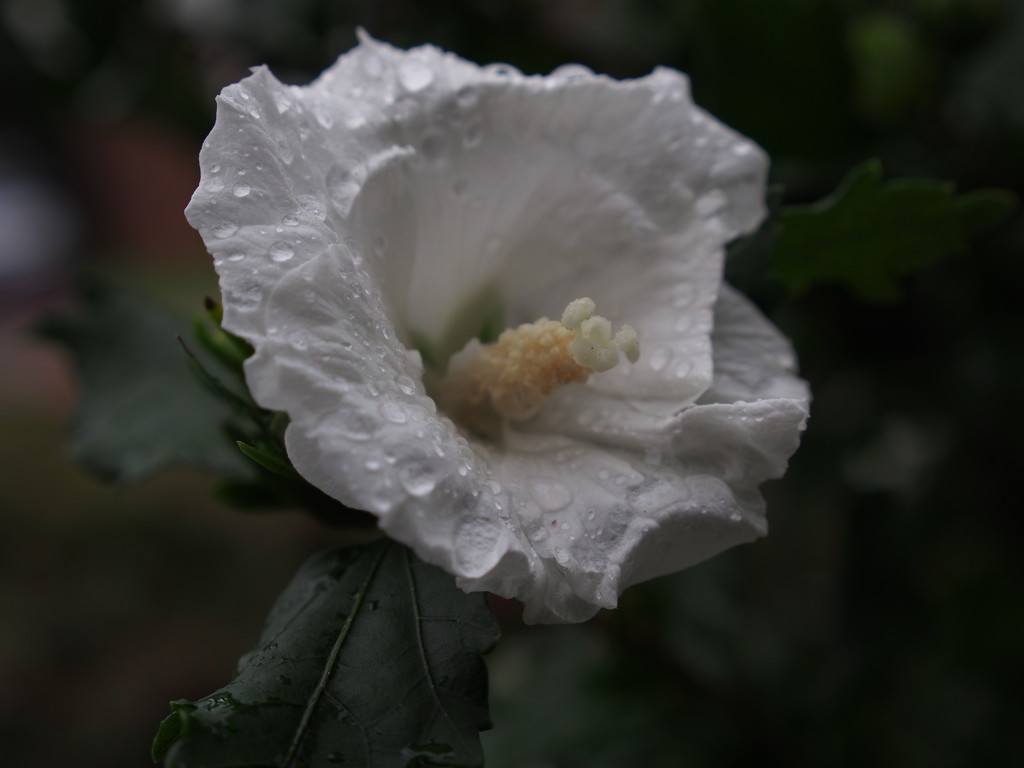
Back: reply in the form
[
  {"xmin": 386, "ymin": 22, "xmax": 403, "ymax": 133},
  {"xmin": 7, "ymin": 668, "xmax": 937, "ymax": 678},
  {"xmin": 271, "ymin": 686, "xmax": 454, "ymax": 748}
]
[
  {"xmin": 335, "ymin": 411, "xmax": 377, "ymax": 442},
  {"xmin": 399, "ymin": 460, "xmax": 437, "ymax": 497},
  {"xmin": 531, "ymin": 480, "xmax": 572, "ymax": 512},
  {"xmin": 269, "ymin": 242, "xmax": 294, "ymax": 262},
  {"xmin": 456, "ymin": 85, "xmax": 479, "ymax": 109},
  {"xmin": 648, "ymin": 346, "xmax": 672, "ymax": 372},
  {"xmin": 397, "ymin": 59, "xmax": 434, "ymax": 92},
  {"xmin": 227, "ymin": 252, "xmax": 245, "ymax": 262},
  {"xmin": 232, "ymin": 183, "xmax": 251, "ymax": 197},
  {"xmin": 296, "ymin": 194, "xmax": 327, "ymax": 220},
  {"xmin": 282, "ymin": 213, "xmax": 300, "ymax": 226},
  {"xmin": 485, "ymin": 63, "xmax": 521, "ymax": 77},
  {"xmin": 379, "ymin": 401, "xmax": 408, "ymax": 424},
  {"xmin": 551, "ymin": 63, "xmax": 593, "ymax": 80},
  {"xmin": 344, "ymin": 111, "xmax": 367, "ymax": 129},
  {"xmin": 211, "ymin": 219, "xmax": 238, "ymax": 238}
]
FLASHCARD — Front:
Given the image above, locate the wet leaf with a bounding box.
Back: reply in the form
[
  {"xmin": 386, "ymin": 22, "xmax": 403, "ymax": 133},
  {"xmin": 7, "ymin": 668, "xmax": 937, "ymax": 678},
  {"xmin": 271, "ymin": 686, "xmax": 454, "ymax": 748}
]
[{"xmin": 154, "ymin": 541, "xmax": 499, "ymax": 768}]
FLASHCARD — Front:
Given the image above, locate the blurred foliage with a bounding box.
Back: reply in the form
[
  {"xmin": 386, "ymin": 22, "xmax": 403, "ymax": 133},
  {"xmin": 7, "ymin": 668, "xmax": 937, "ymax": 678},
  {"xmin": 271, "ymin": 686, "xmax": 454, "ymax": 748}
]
[
  {"xmin": 775, "ymin": 159, "xmax": 1015, "ymax": 299},
  {"xmin": 4, "ymin": 0, "xmax": 1024, "ymax": 767},
  {"xmin": 37, "ymin": 279, "xmax": 251, "ymax": 481}
]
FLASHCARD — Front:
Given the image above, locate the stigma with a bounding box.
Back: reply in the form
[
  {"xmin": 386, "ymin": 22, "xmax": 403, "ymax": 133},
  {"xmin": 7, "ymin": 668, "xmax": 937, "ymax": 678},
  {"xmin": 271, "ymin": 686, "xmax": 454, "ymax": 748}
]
[{"xmin": 440, "ymin": 298, "xmax": 639, "ymax": 434}]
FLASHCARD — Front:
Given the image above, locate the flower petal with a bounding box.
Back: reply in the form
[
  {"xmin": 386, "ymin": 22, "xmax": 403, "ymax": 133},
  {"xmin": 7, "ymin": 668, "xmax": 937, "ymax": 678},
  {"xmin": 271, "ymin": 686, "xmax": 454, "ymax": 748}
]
[{"xmin": 189, "ymin": 33, "xmax": 806, "ymax": 623}]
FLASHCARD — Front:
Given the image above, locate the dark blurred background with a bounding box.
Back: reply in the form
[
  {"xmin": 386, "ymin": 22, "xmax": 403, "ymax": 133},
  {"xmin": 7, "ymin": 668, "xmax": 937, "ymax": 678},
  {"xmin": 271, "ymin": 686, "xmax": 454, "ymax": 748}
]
[{"xmin": 2, "ymin": 1, "xmax": 1022, "ymax": 766}]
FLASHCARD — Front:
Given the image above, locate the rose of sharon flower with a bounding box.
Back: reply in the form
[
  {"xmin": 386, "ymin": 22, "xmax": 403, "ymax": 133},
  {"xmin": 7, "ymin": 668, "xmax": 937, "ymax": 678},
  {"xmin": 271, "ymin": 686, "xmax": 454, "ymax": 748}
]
[{"xmin": 186, "ymin": 32, "xmax": 809, "ymax": 623}]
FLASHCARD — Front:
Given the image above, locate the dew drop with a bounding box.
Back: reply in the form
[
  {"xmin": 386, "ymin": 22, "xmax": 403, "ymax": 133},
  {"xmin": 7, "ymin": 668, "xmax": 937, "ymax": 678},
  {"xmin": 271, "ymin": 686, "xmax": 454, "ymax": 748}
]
[
  {"xmin": 287, "ymin": 331, "xmax": 309, "ymax": 349},
  {"xmin": 336, "ymin": 411, "xmax": 377, "ymax": 442},
  {"xmin": 232, "ymin": 183, "xmax": 251, "ymax": 198},
  {"xmin": 648, "ymin": 346, "xmax": 672, "ymax": 372},
  {"xmin": 269, "ymin": 242, "xmax": 294, "ymax": 262},
  {"xmin": 673, "ymin": 361, "xmax": 691, "ymax": 379},
  {"xmin": 344, "ymin": 111, "xmax": 367, "ymax": 129},
  {"xmin": 379, "ymin": 401, "xmax": 408, "ymax": 424},
  {"xmin": 551, "ymin": 63, "xmax": 593, "ymax": 80},
  {"xmin": 211, "ymin": 219, "xmax": 238, "ymax": 239},
  {"xmin": 282, "ymin": 213, "xmax": 300, "ymax": 227},
  {"xmin": 455, "ymin": 86, "xmax": 479, "ymax": 110},
  {"xmin": 210, "ymin": 163, "xmax": 222, "ymax": 174},
  {"xmin": 227, "ymin": 252, "xmax": 245, "ymax": 262},
  {"xmin": 397, "ymin": 59, "xmax": 434, "ymax": 92},
  {"xmin": 296, "ymin": 195, "xmax": 327, "ymax": 220},
  {"xmin": 485, "ymin": 63, "xmax": 521, "ymax": 77},
  {"xmin": 399, "ymin": 460, "xmax": 437, "ymax": 497},
  {"xmin": 531, "ymin": 480, "xmax": 572, "ymax": 512}
]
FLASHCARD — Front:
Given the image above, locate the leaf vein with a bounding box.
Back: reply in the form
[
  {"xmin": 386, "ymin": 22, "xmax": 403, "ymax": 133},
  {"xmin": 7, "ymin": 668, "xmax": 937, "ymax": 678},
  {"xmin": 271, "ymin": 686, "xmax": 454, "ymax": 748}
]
[{"xmin": 283, "ymin": 542, "xmax": 391, "ymax": 767}]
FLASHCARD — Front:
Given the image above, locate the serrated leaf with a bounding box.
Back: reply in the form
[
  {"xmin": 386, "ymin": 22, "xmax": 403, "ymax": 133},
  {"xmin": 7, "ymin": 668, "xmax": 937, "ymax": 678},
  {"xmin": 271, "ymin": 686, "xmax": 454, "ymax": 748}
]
[
  {"xmin": 39, "ymin": 280, "xmax": 251, "ymax": 482},
  {"xmin": 155, "ymin": 541, "xmax": 499, "ymax": 768},
  {"xmin": 775, "ymin": 159, "xmax": 1016, "ymax": 300}
]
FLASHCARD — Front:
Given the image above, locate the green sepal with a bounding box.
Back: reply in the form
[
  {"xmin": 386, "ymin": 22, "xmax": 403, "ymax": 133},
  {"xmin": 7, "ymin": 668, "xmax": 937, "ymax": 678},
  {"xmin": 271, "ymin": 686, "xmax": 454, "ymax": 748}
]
[
  {"xmin": 237, "ymin": 440, "xmax": 301, "ymax": 480},
  {"xmin": 152, "ymin": 702, "xmax": 194, "ymax": 763},
  {"xmin": 192, "ymin": 302, "xmax": 253, "ymax": 377}
]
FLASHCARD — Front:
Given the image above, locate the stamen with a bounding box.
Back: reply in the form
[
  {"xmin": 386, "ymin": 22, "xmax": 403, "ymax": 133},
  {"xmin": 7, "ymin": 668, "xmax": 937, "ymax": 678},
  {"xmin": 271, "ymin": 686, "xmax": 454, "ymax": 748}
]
[{"xmin": 441, "ymin": 298, "xmax": 640, "ymax": 434}]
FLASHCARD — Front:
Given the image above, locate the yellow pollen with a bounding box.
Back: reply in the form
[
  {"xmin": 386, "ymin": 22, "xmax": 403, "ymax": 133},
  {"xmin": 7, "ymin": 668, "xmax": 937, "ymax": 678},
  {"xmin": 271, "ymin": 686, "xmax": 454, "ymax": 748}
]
[{"xmin": 441, "ymin": 298, "xmax": 639, "ymax": 434}]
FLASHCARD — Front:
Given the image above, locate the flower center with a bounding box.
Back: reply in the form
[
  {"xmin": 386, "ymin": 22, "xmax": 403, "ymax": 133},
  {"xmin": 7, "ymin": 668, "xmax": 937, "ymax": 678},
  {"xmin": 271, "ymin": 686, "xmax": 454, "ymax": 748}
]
[{"xmin": 438, "ymin": 298, "xmax": 639, "ymax": 436}]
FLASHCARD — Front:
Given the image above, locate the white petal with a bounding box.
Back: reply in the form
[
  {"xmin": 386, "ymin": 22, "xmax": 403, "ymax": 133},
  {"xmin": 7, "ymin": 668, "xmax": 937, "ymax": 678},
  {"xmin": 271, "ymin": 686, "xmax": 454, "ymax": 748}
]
[
  {"xmin": 702, "ymin": 284, "xmax": 812, "ymax": 404},
  {"xmin": 188, "ymin": 33, "xmax": 804, "ymax": 623}
]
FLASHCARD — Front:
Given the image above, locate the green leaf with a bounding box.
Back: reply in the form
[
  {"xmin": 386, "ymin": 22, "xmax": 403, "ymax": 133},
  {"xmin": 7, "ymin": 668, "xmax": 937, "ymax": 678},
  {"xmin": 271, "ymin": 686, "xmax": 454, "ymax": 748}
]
[
  {"xmin": 775, "ymin": 159, "xmax": 1016, "ymax": 300},
  {"xmin": 39, "ymin": 280, "xmax": 251, "ymax": 482},
  {"xmin": 155, "ymin": 541, "xmax": 499, "ymax": 768}
]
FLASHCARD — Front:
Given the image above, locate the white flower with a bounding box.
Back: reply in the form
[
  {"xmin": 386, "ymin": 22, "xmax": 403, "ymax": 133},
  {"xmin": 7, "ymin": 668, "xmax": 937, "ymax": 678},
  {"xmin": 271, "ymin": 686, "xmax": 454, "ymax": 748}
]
[{"xmin": 186, "ymin": 32, "xmax": 810, "ymax": 623}]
